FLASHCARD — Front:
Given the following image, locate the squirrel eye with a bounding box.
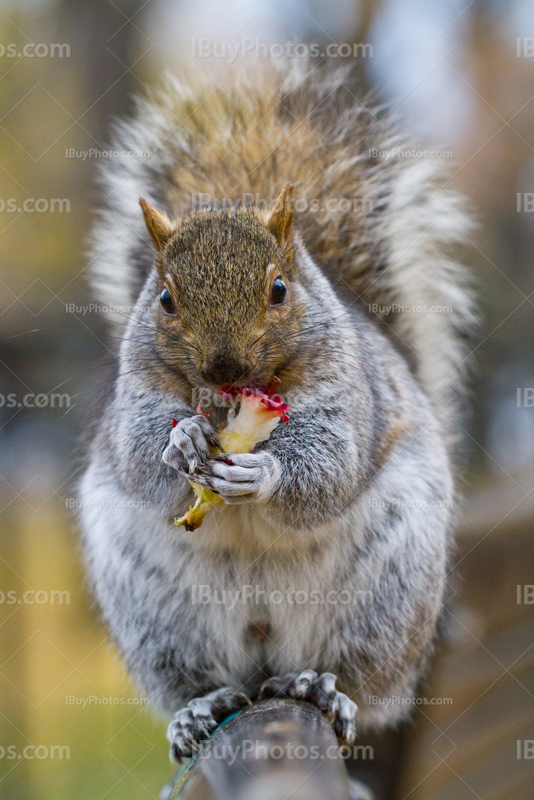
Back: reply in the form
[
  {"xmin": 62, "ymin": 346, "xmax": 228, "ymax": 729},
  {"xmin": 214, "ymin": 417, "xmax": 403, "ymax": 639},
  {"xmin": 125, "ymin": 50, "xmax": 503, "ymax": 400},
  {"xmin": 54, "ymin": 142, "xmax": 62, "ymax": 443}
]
[
  {"xmin": 270, "ymin": 277, "xmax": 287, "ymax": 307},
  {"xmin": 160, "ymin": 288, "xmax": 176, "ymax": 316}
]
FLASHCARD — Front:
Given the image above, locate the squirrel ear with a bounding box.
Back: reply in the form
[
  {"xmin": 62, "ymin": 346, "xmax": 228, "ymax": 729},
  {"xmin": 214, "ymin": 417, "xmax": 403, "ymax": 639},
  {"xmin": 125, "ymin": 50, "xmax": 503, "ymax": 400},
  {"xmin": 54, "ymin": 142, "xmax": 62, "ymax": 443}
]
[
  {"xmin": 267, "ymin": 185, "xmax": 294, "ymax": 246},
  {"xmin": 139, "ymin": 197, "xmax": 174, "ymax": 253}
]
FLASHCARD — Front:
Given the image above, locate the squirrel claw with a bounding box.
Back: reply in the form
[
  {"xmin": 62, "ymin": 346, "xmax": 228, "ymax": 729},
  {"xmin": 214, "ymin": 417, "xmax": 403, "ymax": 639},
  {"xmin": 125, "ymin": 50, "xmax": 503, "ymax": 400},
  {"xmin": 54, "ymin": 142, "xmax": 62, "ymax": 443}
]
[{"xmin": 195, "ymin": 464, "xmax": 213, "ymax": 475}]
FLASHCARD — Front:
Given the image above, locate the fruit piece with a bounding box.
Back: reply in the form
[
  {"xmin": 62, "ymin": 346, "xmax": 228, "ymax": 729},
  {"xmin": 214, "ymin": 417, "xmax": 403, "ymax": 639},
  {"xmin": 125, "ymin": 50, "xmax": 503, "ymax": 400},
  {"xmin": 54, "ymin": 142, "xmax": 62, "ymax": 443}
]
[
  {"xmin": 175, "ymin": 490, "xmax": 225, "ymax": 532},
  {"xmin": 175, "ymin": 387, "xmax": 291, "ymax": 531}
]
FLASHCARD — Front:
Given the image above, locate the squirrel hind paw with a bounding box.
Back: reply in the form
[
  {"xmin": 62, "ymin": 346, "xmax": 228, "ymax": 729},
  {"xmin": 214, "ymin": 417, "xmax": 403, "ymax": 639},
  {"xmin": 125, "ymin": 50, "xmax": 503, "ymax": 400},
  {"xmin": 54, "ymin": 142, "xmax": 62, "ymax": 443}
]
[{"xmin": 258, "ymin": 670, "xmax": 358, "ymax": 746}]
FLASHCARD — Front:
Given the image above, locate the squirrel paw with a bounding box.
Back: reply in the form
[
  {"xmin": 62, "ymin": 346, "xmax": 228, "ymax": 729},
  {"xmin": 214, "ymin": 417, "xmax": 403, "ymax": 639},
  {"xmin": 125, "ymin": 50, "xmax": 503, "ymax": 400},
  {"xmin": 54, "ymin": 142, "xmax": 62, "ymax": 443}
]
[
  {"xmin": 167, "ymin": 687, "xmax": 251, "ymax": 762},
  {"xmin": 258, "ymin": 670, "xmax": 358, "ymax": 746},
  {"xmin": 194, "ymin": 452, "xmax": 281, "ymax": 504},
  {"xmin": 162, "ymin": 415, "xmax": 219, "ymax": 475}
]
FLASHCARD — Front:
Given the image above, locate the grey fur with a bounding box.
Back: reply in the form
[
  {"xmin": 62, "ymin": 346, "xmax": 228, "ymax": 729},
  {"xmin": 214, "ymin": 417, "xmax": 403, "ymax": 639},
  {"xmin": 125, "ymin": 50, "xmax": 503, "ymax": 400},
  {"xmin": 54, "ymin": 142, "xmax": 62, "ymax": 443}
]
[{"xmin": 79, "ymin": 59, "xmax": 471, "ymax": 758}]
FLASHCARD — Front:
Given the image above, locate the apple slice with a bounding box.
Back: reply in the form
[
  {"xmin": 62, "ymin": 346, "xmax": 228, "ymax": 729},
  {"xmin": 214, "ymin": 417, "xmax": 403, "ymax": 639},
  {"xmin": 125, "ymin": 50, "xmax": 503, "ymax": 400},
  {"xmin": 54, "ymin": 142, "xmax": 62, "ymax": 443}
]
[{"xmin": 175, "ymin": 387, "xmax": 291, "ymax": 531}]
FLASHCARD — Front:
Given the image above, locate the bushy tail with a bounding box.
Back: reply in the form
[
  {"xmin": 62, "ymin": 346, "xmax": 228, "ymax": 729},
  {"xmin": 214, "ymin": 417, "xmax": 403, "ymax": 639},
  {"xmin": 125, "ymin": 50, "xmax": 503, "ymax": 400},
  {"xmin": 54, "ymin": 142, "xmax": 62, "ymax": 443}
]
[{"xmin": 89, "ymin": 58, "xmax": 475, "ymax": 437}]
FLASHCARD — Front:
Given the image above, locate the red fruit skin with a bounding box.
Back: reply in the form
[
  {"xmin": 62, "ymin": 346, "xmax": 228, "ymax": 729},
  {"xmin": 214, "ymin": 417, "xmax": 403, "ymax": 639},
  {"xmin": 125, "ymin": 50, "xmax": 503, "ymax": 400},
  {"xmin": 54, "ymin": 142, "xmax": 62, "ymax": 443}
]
[{"xmin": 217, "ymin": 385, "xmax": 292, "ymax": 423}]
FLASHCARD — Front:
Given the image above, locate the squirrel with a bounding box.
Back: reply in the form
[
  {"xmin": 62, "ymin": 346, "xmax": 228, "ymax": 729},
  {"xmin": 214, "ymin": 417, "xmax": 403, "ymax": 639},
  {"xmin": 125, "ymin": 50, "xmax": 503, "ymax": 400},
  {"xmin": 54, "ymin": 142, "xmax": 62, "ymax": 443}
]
[{"xmin": 78, "ymin": 59, "xmax": 475, "ymax": 762}]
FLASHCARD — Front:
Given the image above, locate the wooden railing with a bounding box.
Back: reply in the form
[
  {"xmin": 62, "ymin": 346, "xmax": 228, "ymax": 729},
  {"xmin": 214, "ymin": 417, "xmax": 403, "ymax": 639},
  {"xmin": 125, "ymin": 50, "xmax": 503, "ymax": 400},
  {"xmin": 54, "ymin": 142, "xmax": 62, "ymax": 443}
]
[{"xmin": 167, "ymin": 698, "xmax": 352, "ymax": 800}]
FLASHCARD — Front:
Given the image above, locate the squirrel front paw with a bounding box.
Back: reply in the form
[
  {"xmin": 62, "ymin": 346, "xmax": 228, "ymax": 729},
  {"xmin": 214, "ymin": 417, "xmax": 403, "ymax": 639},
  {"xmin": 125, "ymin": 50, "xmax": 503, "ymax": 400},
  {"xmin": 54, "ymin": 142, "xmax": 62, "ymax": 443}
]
[
  {"xmin": 194, "ymin": 452, "xmax": 281, "ymax": 505},
  {"xmin": 162, "ymin": 415, "xmax": 219, "ymax": 475}
]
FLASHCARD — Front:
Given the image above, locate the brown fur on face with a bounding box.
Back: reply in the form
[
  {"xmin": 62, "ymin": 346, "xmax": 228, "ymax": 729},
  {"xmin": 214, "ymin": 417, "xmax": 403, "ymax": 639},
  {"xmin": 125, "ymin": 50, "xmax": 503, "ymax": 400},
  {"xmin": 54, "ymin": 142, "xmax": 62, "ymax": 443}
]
[{"xmin": 152, "ymin": 206, "xmax": 305, "ymax": 390}]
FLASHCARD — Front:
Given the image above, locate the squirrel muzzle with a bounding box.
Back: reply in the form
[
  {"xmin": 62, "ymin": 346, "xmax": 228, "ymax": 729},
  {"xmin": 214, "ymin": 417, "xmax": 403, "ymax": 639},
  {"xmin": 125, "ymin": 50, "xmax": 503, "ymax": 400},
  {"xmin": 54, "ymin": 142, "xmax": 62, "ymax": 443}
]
[{"xmin": 200, "ymin": 350, "xmax": 252, "ymax": 388}]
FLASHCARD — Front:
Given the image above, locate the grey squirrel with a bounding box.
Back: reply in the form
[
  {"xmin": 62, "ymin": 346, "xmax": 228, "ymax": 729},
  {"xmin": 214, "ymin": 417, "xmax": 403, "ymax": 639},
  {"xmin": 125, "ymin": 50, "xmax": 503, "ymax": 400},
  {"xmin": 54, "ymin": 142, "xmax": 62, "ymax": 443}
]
[{"xmin": 79, "ymin": 59, "xmax": 474, "ymax": 761}]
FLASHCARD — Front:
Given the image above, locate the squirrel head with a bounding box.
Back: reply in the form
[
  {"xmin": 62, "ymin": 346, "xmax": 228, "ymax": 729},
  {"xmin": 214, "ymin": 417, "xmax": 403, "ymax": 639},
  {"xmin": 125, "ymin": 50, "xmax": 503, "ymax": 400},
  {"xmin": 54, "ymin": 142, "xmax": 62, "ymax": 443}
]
[{"xmin": 140, "ymin": 186, "xmax": 306, "ymax": 391}]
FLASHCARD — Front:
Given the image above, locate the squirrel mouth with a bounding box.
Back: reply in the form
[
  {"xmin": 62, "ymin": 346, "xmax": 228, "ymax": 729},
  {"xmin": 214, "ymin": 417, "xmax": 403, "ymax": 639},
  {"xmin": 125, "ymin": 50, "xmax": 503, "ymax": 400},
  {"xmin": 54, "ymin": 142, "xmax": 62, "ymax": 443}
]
[
  {"xmin": 219, "ymin": 376, "xmax": 281, "ymax": 397},
  {"xmin": 193, "ymin": 377, "xmax": 284, "ymax": 411},
  {"xmin": 198, "ymin": 369, "xmax": 278, "ymax": 393}
]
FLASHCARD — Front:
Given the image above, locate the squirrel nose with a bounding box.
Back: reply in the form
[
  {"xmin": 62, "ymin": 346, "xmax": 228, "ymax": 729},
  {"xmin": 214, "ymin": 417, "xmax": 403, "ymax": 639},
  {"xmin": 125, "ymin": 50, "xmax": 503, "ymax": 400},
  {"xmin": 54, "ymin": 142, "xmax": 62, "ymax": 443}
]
[{"xmin": 200, "ymin": 352, "xmax": 249, "ymax": 387}]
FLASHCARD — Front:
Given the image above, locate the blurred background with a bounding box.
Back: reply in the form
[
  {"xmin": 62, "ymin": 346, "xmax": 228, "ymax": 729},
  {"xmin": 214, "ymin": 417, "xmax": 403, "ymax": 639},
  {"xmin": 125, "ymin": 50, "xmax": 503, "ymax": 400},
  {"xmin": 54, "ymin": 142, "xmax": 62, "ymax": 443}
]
[{"xmin": 0, "ymin": 0, "xmax": 534, "ymax": 798}]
